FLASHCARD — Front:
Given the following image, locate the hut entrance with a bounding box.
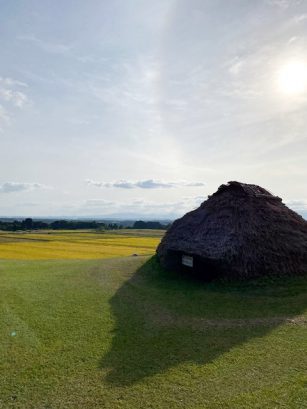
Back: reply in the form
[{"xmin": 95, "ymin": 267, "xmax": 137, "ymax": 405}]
[{"xmin": 165, "ymin": 250, "xmax": 220, "ymax": 281}]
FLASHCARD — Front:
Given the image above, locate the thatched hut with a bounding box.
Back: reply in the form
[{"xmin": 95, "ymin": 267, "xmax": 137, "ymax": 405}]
[{"xmin": 157, "ymin": 181, "xmax": 307, "ymax": 280}]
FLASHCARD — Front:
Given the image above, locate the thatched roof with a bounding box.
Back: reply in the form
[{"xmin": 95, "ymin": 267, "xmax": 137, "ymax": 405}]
[{"xmin": 157, "ymin": 181, "xmax": 307, "ymax": 279}]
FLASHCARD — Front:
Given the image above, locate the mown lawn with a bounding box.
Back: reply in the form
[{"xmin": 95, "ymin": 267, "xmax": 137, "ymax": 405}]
[{"xmin": 1, "ymin": 231, "xmax": 307, "ymax": 408}]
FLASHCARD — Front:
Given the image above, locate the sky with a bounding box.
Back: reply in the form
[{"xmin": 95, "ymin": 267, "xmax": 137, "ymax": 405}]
[{"xmin": 0, "ymin": 0, "xmax": 307, "ymax": 219}]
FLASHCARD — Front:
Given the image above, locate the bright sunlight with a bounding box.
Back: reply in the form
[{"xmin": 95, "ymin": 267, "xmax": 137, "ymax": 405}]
[{"xmin": 277, "ymin": 61, "xmax": 307, "ymax": 95}]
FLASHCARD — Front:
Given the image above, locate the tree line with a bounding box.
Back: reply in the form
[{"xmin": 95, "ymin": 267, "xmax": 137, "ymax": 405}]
[
  {"xmin": 0, "ymin": 218, "xmax": 169, "ymax": 231},
  {"xmin": 0, "ymin": 218, "xmax": 122, "ymax": 231},
  {"xmin": 132, "ymin": 220, "xmax": 169, "ymax": 229}
]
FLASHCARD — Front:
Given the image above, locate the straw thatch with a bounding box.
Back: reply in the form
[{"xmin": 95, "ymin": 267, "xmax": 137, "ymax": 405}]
[{"xmin": 157, "ymin": 181, "xmax": 307, "ymax": 280}]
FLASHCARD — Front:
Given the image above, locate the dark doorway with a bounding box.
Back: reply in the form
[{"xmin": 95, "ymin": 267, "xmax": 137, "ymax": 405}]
[{"xmin": 165, "ymin": 250, "xmax": 221, "ymax": 281}]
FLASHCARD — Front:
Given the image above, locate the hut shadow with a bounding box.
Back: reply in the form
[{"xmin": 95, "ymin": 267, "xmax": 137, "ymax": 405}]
[{"xmin": 100, "ymin": 256, "xmax": 307, "ymax": 386}]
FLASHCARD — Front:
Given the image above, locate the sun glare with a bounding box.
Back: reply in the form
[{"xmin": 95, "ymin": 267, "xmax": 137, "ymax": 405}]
[{"xmin": 277, "ymin": 61, "xmax": 307, "ymax": 95}]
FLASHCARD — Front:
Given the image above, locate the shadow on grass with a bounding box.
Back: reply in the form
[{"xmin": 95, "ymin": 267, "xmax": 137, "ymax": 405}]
[{"xmin": 101, "ymin": 256, "xmax": 307, "ymax": 386}]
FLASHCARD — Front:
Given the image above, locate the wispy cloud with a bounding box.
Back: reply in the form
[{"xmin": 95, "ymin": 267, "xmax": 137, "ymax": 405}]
[
  {"xmin": 120, "ymin": 196, "xmax": 205, "ymax": 213},
  {"xmin": 266, "ymin": 0, "xmax": 300, "ymax": 9},
  {"xmin": 84, "ymin": 199, "xmax": 116, "ymax": 207},
  {"xmin": 85, "ymin": 179, "xmax": 205, "ymax": 189},
  {"xmin": 0, "ymin": 182, "xmax": 48, "ymax": 194},
  {"xmin": 17, "ymin": 34, "xmax": 72, "ymax": 55},
  {"xmin": 294, "ymin": 13, "xmax": 307, "ymax": 23},
  {"xmin": 0, "ymin": 77, "xmax": 28, "ymax": 88},
  {"xmin": 0, "ymin": 88, "xmax": 28, "ymax": 108},
  {"xmin": 73, "ymin": 195, "xmax": 207, "ymax": 218},
  {"xmin": 0, "ymin": 76, "xmax": 29, "ymax": 129},
  {"xmin": 227, "ymin": 56, "xmax": 245, "ymax": 76},
  {"xmin": 0, "ymin": 77, "xmax": 29, "ymax": 108}
]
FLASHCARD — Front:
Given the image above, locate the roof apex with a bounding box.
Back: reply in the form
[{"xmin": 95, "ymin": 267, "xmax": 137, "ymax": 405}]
[{"xmin": 213, "ymin": 181, "xmax": 281, "ymax": 200}]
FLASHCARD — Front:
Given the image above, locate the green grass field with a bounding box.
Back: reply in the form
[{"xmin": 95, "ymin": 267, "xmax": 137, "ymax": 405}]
[{"xmin": 1, "ymin": 230, "xmax": 307, "ymax": 408}]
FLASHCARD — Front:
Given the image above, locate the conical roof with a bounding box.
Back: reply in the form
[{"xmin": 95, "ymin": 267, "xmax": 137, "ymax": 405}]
[{"xmin": 157, "ymin": 181, "xmax": 307, "ymax": 279}]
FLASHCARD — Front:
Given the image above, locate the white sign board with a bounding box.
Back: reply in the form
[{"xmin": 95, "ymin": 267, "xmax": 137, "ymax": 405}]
[{"xmin": 182, "ymin": 255, "xmax": 193, "ymax": 268}]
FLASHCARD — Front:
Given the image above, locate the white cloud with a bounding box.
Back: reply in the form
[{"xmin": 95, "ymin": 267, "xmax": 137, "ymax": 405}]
[
  {"xmin": 85, "ymin": 179, "xmax": 205, "ymax": 189},
  {"xmin": 84, "ymin": 199, "xmax": 116, "ymax": 207},
  {"xmin": 228, "ymin": 57, "xmax": 245, "ymax": 76},
  {"xmin": 0, "ymin": 104, "xmax": 10, "ymax": 128},
  {"xmin": 0, "ymin": 77, "xmax": 29, "ymax": 108},
  {"xmin": 286, "ymin": 200, "xmax": 307, "ymax": 219},
  {"xmin": 286, "ymin": 199, "xmax": 307, "ymax": 211},
  {"xmin": 0, "ymin": 88, "xmax": 28, "ymax": 108},
  {"xmin": 294, "ymin": 14, "xmax": 307, "ymax": 23},
  {"xmin": 0, "ymin": 182, "xmax": 48, "ymax": 194},
  {"xmin": 0, "ymin": 76, "xmax": 29, "ymax": 129}
]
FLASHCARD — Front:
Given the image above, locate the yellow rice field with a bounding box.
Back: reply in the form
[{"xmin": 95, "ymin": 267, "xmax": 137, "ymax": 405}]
[{"xmin": 0, "ymin": 230, "xmax": 163, "ymax": 260}]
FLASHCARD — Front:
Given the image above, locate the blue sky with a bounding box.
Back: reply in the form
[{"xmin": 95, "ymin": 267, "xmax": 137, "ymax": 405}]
[{"xmin": 0, "ymin": 0, "xmax": 307, "ymax": 218}]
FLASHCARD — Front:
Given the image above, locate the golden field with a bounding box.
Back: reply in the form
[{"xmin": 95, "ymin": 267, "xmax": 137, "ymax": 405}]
[{"xmin": 0, "ymin": 230, "xmax": 163, "ymax": 260}]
